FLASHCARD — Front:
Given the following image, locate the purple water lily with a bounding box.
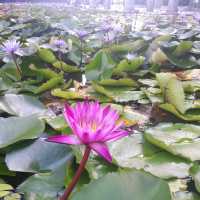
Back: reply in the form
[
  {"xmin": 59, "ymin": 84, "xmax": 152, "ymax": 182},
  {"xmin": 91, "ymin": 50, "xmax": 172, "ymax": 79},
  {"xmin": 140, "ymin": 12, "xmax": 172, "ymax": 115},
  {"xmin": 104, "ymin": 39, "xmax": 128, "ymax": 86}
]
[
  {"xmin": 1, "ymin": 39, "xmax": 22, "ymax": 77},
  {"xmin": 48, "ymin": 101, "xmax": 128, "ymax": 162},
  {"xmin": 126, "ymin": 53, "xmax": 136, "ymax": 61},
  {"xmin": 1, "ymin": 39, "xmax": 21, "ymax": 55},
  {"xmin": 112, "ymin": 23, "xmax": 123, "ymax": 34},
  {"xmin": 53, "ymin": 39, "xmax": 67, "ymax": 48},
  {"xmin": 47, "ymin": 101, "xmax": 128, "ymax": 200},
  {"xmin": 103, "ymin": 31, "xmax": 115, "ymax": 43},
  {"xmin": 100, "ymin": 21, "xmax": 113, "ymax": 32},
  {"xmin": 194, "ymin": 13, "xmax": 200, "ymax": 23},
  {"xmin": 76, "ymin": 30, "xmax": 88, "ymax": 39}
]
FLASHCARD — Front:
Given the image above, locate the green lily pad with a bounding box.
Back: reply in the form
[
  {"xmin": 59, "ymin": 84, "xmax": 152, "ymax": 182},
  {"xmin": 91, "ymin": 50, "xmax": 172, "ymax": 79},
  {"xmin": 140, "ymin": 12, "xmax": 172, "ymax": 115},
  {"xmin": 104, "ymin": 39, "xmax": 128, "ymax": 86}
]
[
  {"xmin": 71, "ymin": 170, "xmax": 171, "ymax": 200},
  {"xmin": 145, "ymin": 123, "xmax": 200, "ymax": 161},
  {"xmin": 53, "ymin": 61, "xmax": 80, "ymax": 73},
  {"xmin": 190, "ymin": 163, "xmax": 200, "ymax": 193},
  {"xmin": 92, "ymin": 82, "xmax": 145, "ymax": 103},
  {"xmin": 45, "ymin": 115, "xmax": 67, "ymax": 131},
  {"xmin": 1, "ymin": 63, "xmax": 21, "ymax": 81},
  {"xmin": 85, "ymin": 50, "xmax": 115, "ymax": 81},
  {"xmin": 0, "ymin": 115, "xmax": 45, "ymax": 148},
  {"xmin": 18, "ymin": 165, "xmax": 66, "ymax": 200},
  {"xmin": 110, "ymin": 135, "xmax": 190, "ymax": 179},
  {"xmin": 98, "ymin": 78, "xmax": 138, "ymax": 87},
  {"xmin": 162, "ymin": 48, "xmax": 197, "ymax": 68},
  {"xmin": 173, "ymin": 192, "xmax": 200, "ymax": 200},
  {"xmin": 160, "ymin": 104, "xmax": 200, "ymax": 121},
  {"xmin": 173, "ymin": 41, "xmax": 193, "ymax": 57},
  {"xmin": 182, "ymin": 81, "xmax": 200, "ymax": 93},
  {"xmin": 0, "ymin": 94, "xmax": 46, "ymax": 117},
  {"xmin": 51, "ymin": 88, "xmax": 83, "ymax": 100},
  {"xmin": 5, "ymin": 139, "xmax": 72, "ymax": 173},
  {"xmin": 38, "ymin": 48, "xmax": 57, "ymax": 64},
  {"xmin": 34, "ymin": 76, "xmax": 63, "ymax": 94},
  {"xmin": 165, "ymin": 78, "xmax": 186, "ymax": 114},
  {"xmin": 113, "ymin": 56, "xmax": 144, "ymax": 74}
]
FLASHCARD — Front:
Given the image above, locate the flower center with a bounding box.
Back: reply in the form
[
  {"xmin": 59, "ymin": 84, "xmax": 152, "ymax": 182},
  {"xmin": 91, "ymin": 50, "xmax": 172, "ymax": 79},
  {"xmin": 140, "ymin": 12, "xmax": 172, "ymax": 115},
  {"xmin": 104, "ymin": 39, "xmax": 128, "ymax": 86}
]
[
  {"xmin": 79, "ymin": 120, "xmax": 98, "ymax": 133},
  {"xmin": 91, "ymin": 122, "xmax": 97, "ymax": 132}
]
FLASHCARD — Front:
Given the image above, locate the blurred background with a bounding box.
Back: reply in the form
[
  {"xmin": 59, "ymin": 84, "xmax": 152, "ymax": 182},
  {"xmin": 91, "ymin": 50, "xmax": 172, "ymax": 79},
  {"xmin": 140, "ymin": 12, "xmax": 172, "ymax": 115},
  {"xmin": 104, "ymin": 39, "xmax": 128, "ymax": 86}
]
[{"xmin": 0, "ymin": 0, "xmax": 199, "ymax": 13}]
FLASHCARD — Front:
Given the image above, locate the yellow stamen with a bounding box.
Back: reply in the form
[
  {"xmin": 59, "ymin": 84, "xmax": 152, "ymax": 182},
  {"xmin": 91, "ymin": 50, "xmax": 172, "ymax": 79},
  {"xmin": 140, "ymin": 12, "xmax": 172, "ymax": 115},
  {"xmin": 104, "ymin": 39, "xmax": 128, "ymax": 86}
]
[{"xmin": 91, "ymin": 122, "xmax": 97, "ymax": 132}]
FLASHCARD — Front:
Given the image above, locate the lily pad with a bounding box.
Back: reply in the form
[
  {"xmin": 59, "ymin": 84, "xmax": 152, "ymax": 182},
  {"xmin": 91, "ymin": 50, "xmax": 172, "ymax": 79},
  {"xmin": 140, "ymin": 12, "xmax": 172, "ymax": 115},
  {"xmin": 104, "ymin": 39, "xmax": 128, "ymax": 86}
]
[
  {"xmin": 160, "ymin": 104, "xmax": 200, "ymax": 121},
  {"xmin": 85, "ymin": 50, "xmax": 115, "ymax": 81},
  {"xmin": 6, "ymin": 139, "xmax": 72, "ymax": 173},
  {"xmin": 110, "ymin": 135, "xmax": 190, "ymax": 179},
  {"xmin": 71, "ymin": 170, "xmax": 171, "ymax": 200},
  {"xmin": 165, "ymin": 78, "xmax": 186, "ymax": 114},
  {"xmin": 0, "ymin": 115, "xmax": 45, "ymax": 148},
  {"xmin": 0, "ymin": 94, "xmax": 46, "ymax": 117},
  {"xmin": 190, "ymin": 163, "xmax": 200, "ymax": 193},
  {"xmin": 98, "ymin": 78, "xmax": 138, "ymax": 87},
  {"xmin": 38, "ymin": 48, "xmax": 57, "ymax": 64},
  {"xmin": 162, "ymin": 48, "xmax": 197, "ymax": 68},
  {"xmin": 145, "ymin": 123, "xmax": 200, "ymax": 161},
  {"xmin": 173, "ymin": 41, "xmax": 193, "ymax": 57},
  {"xmin": 18, "ymin": 165, "xmax": 66, "ymax": 200}
]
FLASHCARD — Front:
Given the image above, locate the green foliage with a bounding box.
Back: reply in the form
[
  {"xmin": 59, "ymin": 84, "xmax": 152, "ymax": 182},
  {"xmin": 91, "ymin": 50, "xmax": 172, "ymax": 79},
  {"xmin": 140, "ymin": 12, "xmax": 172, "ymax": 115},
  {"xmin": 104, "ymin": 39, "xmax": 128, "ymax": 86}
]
[
  {"xmin": 53, "ymin": 61, "xmax": 80, "ymax": 73},
  {"xmin": 159, "ymin": 104, "xmax": 200, "ymax": 121},
  {"xmin": 145, "ymin": 123, "xmax": 200, "ymax": 161},
  {"xmin": 174, "ymin": 41, "xmax": 193, "ymax": 57},
  {"xmin": 18, "ymin": 165, "xmax": 67, "ymax": 200},
  {"xmin": 86, "ymin": 50, "xmax": 115, "ymax": 81},
  {"xmin": 38, "ymin": 49, "xmax": 57, "ymax": 64},
  {"xmin": 98, "ymin": 78, "xmax": 138, "ymax": 87},
  {"xmin": 0, "ymin": 182, "xmax": 21, "ymax": 199},
  {"xmin": 165, "ymin": 78, "xmax": 186, "ymax": 114},
  {"xmin": 6, "ymin": 139, "xmax": 72, "ymax": 173},
  {"xmin": 0, "ymin": 94, "xmax": 46, "ymax": 116},
  {"xmin": 190, "ymin": 164, "xmax": 200, "ymax": 193},
  {"xmin": 162, "ymin": 48, "xmax": 197, "ymax": 68},
  {"xmin": 113, "ymin": 56, "xmax": 144, "ymax": 75},
  {"xmin": 0, "ymin": 115, "xmax": 45, "ymax": 148},
  {"xmin": 106, "ymin": 40, "xmax": 147, "ymax": 56},
  {"xmin": 29, "ymin": 64, "xmax": 59, "ymax": 80},
  {"xmin": 51, "ymin": 88, "xmax": 83, "ymax": 99},
  {"xmin": 2, "ymin": 5, "xmax": 200, "ymax": 200},
  {"xmin": 71, "ymin": 170, "xmax": 171, "ymax": 200},
  {"xmin": 110, "ymin": 134, "xmax": 190, "ymax": 179},
  {"xmin": 34, "ymin": 76, "xmax": 63, "ymax": 94}
]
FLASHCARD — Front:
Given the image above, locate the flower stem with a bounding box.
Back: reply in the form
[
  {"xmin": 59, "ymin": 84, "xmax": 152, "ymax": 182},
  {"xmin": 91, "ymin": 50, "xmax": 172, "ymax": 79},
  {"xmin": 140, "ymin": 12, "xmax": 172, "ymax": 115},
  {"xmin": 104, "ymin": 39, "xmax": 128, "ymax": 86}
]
[
  {"xmin": 58, "ymin": 52, "xmax": 64, "ymax": 72},
  {"xmin": 12, "ymin": 54, "xmax": 22, "ymax": 78},
  {"xmin": 80, "ymin": 39, "xmax": 83, "ymax": 68},
  {"xmin": 60, "ymin": 146, "xmax": 91, "ymax": 200}
]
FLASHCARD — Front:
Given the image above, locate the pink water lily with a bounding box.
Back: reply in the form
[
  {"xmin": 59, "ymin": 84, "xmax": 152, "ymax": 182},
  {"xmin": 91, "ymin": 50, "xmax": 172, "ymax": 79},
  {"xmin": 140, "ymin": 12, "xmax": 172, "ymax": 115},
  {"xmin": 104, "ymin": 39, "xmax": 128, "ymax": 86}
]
[{"xmin": 47, "ymin": 101, "xmax": 128, "ymax": 162}]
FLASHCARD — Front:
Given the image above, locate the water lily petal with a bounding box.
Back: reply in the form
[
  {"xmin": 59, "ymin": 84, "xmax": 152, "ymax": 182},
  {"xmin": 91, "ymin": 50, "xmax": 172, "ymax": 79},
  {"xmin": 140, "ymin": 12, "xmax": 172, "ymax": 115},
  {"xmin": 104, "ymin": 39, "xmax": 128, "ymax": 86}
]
[
  {"xmin": 102, "ymin": 105, "xmax": 111, "ymax": 117},
  {"xmin": 89, "ymin": 143, "xmax": 112, "ymax": 162},
  {"xmin": 47, "ymin": 135, "xmax": 82, "ymax": 145},
  {"xmin": 68, "ymin": 121, "xmax": 83, "ymax": 139},
  {"xmin": 64, "ymin": 103, "xmax": 74, "ymax": 120},
  {"xmin": 102, "ymin": 130, "xmax": 128, "ymax": 142},
  {"xmin": 94, "ymin": 122, "xmax": 119, "ymax": 141},
  {"xmin": 48, "ymin": 101, "xmax": 128, "ymax": 160},
  {"xmin": 75, "ymin": 102, "xmax": 83, "ymax": 121},
  {"xmin": 64, "ymin": 103, "xmax": 75, "ymax": 127}
]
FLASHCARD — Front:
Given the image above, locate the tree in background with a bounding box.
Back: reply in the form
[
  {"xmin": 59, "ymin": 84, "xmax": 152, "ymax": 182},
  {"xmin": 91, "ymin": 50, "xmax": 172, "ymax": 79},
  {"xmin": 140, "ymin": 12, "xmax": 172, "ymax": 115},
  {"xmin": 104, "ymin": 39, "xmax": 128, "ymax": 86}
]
[
  {"xmin": 188, "ymin": 0, "xmax": 200, "ymax": 10},
  {"xmin": 146, "ymin": 0, "xmax": 154, "ymax": 11},
  {"xmin": 168, "ymin": 0, "xmax": 179, "ymax": 13},
  {"xmin": 154, "ymin": 0, "xmax": 163, "ymax": 9},
  {"xmin": 104, "ymin": 0, "xmax": 112, "ymax": 9},
  {"xmin": 124, "ymin": 0, "xmax": 135, "ymax": 11}
]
